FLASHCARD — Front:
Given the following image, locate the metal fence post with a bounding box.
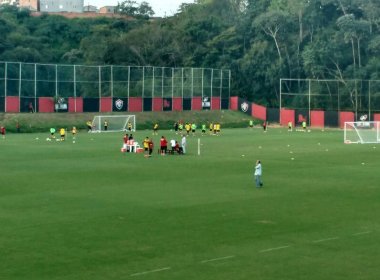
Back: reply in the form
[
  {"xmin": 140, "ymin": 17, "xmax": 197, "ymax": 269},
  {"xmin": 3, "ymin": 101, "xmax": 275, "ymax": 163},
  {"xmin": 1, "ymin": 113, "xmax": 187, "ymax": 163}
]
[
  {"xmin": 369, "ymin": 80, "xmax": 371, "ymax": 121},
  {"xmin": 191, "ymin": 68, "xmax": 194, "ymax": 99},
  {"xmin": 111, "ymin": 65, "xmax": 114, "ymax": 112},
  {"xmin": 162, "ymin": 67, "xmax": 164, "ymax": 100},
  {"xmin": 201, "ymin": 68, "xmax": 204, "ymax": 102},
  {"xmin": 219, "ymin": 69, "xmax": 222, "ymax": 101},
  {"xmin": 55, "ymin": 64, "xmax": 58, "ymax": 101},
  {"xmin": 74, "ymin": 65, "xmax": 76, "ymax": 113},
  {"xmin": 171, "ymin": 68, "xmax": 174, "ymax": 100},
  {"xmin": 228, "ymin": 70, "xmax": 231, "ymax": 110},
  {"xmin": 19, "ymin": 62, "xmax": 22, "ymax": 111},
  {"xmin": 4, "ymin": 62, "xmax": 7, "ymax": 112},
  {"xmin": 127, "ymin": 66, "xmax": 130, "ymax": 100},
  {"xmin": 99, "ymin": 66, "xmax": 101, "ymax": 112},
  {"xmin": 152, "ymin": 67, "xmax": 155, "ymax": 97},
  {"xmin": 279, "ymin": 79, "xmax": 282, "ymax": 124},
  {"xmin": 142, "ymin": 66, "xmax": 145, "ymax": 112},
  {"xmin": 34, "ymin": 63, "xmax": 37, "ymax": 111},
  {"xmin": 308, "ymin": 79, "xmax": 311, "ymax": 126},
  {"xmin": 211, "ymin": 68, "xmax": 213, "ymax": 109},
  {"xmin": 181, "ymin": 68, "xmax": 184, "ymax": 100}
]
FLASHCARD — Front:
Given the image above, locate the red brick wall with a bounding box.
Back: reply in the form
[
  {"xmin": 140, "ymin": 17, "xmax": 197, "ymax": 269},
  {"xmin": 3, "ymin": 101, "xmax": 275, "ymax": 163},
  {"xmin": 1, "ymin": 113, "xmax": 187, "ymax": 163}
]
[
  {"xmin": 311, "ymin": 111, "xmax": 324, "ymax": 127},
  {"xmin": 192, "ymin": 97, "xmax": 202, "ymax": 110},
  {"xmin": 252, "ymin": 103, "xmax": 267, "ymax": 120},
  {"xmin": 129, "ymin": 97, "xmax": 142, "ymax": 112},
  {"xmin": 280, "ymin": 109, "xmax": 295, "ymax": 126},
  {"xmin": 100, "ymin": 97, "xmax": 112, "ymax": 112},
  {"xmin": 211, "ymin": 97, "xmax": 221, "ymax": 110},
  {"xmin": 5, "ymin": 97, "xmax": 20, "ymax": 113},
  {"xmin": 39, "ymin": 97, "xmax": 54, "ymax": 113},
  {"xmin": 153, "ymin": 98, "xmax": 163, "ymax": 111},
  {"xmin": 68, "ymin": 97, "xmax": 83, "ymax": 112},
  {"xmin": 339, "ymin": 112, "xmax": 355, "ymax": 128},
  {"xmin": 173, "ymin": 97, "xmax": 182, "ymax": 111}
]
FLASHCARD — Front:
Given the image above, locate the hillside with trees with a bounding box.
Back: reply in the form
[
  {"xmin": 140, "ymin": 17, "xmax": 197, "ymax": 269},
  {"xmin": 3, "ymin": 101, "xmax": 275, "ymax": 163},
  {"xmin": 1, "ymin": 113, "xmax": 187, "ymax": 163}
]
[{"xmin": 0, "ymin": 0, "xmax": 379, "ymax": 107}]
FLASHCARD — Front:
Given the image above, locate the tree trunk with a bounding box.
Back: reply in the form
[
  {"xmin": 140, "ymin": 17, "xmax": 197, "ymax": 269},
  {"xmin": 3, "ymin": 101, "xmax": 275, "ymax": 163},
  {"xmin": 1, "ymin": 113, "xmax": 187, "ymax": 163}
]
[
  {"xmin": 272, "ymin": 36, "xmax": 282, "ymax": 61},
  {"xmin": 351, "ymin": 39, "xmax": 356, "ymax": 74},
  {"xmin": 357, "ymin": 37, "xmax": 361, "ymax": 68}
]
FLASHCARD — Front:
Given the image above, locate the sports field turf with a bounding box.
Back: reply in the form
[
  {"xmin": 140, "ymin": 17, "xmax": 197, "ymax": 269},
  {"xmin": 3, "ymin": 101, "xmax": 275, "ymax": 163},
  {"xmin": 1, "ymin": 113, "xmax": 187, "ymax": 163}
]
[{"xmin": 1, "ymin": 128, "xmax": 380, "ymax": 280}]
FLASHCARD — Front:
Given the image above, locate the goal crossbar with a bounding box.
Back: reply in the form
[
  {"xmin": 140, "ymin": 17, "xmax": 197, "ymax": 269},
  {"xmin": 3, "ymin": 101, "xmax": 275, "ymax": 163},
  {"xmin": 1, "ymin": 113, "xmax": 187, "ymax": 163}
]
[
  {"xmin": 91, "ymin": 115, "xmax": 135, "ymax": 133},
  {"xmin": 344, "ymin": 121, "xmax": 380, "ymax": 144}
]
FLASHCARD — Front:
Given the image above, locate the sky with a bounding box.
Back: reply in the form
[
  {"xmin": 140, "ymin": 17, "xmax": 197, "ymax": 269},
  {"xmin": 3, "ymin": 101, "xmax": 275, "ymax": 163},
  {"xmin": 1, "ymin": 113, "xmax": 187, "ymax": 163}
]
[{"xmin": 85, "ymin": 0, "xmax": 195, "ymax": 17}]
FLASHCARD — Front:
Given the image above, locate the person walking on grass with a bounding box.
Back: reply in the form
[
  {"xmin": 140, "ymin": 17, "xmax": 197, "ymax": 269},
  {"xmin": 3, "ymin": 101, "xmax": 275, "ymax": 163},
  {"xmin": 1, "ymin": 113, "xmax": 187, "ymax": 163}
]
[
  {"xmin": 1, "ymin": 126, "xmax": 5, "ymax": 139},
  {"xmin": 254, "ymin": 160, "xmax": 263, "ymax": 188}
]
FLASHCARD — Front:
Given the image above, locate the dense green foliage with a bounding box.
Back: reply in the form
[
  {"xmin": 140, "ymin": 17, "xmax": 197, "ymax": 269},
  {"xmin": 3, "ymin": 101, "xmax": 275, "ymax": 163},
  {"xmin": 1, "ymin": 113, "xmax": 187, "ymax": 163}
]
[
  {"xmin": 0, "ymin": 110, "xmax": 254, "ymax": 133},
  {"xmin": 1, "ymin": 0, "xmax": 379, "ymax": 106},
  {"xmin": 1, "ymin": 129, "xmax": 380, "ymax": 279}
]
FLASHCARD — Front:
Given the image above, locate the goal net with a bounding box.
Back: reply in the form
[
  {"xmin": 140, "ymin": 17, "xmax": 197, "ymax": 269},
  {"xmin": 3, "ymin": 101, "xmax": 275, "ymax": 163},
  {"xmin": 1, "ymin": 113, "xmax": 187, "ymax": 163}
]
[
  {"xmin": 91, "ymin": 115, "xmax": 136, "ymax": 132},
  {"xmin": 344, "ymin": 121, "xmax": 380, "ymax": 144}
]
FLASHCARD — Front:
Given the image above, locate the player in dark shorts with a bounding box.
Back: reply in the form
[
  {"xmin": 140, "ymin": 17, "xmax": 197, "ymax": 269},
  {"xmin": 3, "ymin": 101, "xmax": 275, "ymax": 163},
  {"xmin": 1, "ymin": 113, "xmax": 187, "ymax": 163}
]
[
  {"xmin": 142, "ymin": 136, "xmax": 149, "ymax": 154},
  {"xmin": 148, "ymin": 139, "xmax": 154, "ymax": 156}
]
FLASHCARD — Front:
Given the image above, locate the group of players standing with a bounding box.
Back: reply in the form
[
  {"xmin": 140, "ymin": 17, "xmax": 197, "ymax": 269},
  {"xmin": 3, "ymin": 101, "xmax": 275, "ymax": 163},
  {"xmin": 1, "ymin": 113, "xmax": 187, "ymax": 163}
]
[
  {"xmin": 171, "ymin": 121, "xmax": 222, "ymax": 136},
  {"xmin": 48, "ymin": 126, "xmax": 77, "ymax": 141}
]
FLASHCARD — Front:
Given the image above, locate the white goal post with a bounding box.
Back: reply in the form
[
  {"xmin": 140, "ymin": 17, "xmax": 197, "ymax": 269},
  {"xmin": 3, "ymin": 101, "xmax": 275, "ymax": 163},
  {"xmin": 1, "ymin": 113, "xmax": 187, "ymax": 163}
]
[
  {"xmin": 91, "ymin": 115, "xmax": 136, "ymax": 133},
  {"xmin": 344, "ymin": 121, "xmax": 380, "ymax": 144}
]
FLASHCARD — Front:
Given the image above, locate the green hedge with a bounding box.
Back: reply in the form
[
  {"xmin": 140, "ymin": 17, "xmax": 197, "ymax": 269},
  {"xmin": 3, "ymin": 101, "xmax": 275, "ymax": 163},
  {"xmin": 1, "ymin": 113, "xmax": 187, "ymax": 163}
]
[{"xmin": 0, "ymin": 111, "xmax": 265, "ymax": 133}]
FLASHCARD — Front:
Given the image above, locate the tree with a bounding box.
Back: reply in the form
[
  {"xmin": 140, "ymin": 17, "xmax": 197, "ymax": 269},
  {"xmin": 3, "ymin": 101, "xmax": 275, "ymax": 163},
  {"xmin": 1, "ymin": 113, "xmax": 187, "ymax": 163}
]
[
  {"xmin": 116, "ymin": 0, "xmax": 154, "ymax": 18},
  {"xmin": 337, "ymin": 14, "xmax": 370, "ymax": 70},
  {"xmin": 253, "ymin": 10, "xmax": 292, "ymax": 61}
]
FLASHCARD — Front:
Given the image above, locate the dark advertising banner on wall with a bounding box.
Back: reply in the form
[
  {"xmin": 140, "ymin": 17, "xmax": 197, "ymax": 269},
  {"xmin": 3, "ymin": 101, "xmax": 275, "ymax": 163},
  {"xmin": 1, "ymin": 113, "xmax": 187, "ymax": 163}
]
[
  {"xmin": 267, "ymin": 108, "xmax": 279, "ymax": 123},
  {"xmin": 54, "ymin": 97, "xmax": 68, "ymax": 112},
  {"xmin": 143, "ymin": 97, "xmax": 152, "ymax": 112},
  {"xmin": 357, "ymin": 113, "xmax": 372, "ymax": 122},
  {"xmin": 202, "ymin": 96, "xmax": 211, "ymax": 110},
  {"xmin": 183, "ymin": 98, "xmax": 191, "ymax": 111},
  {"xmin": 221, "ymin": 98, "xmax": 229, "ymax": 110},
  {"xmin": 324, "ymin": 111, "xmax": 339, "ymax": 127},
  {"xmin": 83, "ymin": 98, "xmax": 99, "ymax": 112},
  {"xmin": 163, "ymin": 98, "xmax": 172, "ymax": 111},
  {"xmin": 113, "ymin": 98, "xmax": 128, "ymax": 112},
  {"xmin": 20, "ymin": 97, "xmax": 38, "ymax": 113},
  {"xmin": 0, "ymin": 97, "xmax": 4, "ymax": 112},
  {"xmin": 238, "ymin": 98, "xmax": 251, "ymax": 115}
]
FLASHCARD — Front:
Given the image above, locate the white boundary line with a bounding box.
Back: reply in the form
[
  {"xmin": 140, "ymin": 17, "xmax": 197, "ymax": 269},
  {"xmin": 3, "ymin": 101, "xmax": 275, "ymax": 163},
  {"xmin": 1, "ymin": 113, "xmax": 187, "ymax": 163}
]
[
  {"xmin": 201, "ymin": 255, "xmax": 235, "ymax": 263},
  {"xmin": 312, "ymin": 237, "xmax": 339, "ymax": 243},
  {"xmin": 129, "ymin": 229, "xmax": 375, "ymax": 276},
  {"xmin": 353, "ymin": 231, "xmax": 372, "ymax": 236},
  {"xmin": 259, "ymin": 245, "xmax": 291, "ymax": 253},
  {"xmin": 130, "ymin": 267, "xmax": 171, "ymax": 277}
]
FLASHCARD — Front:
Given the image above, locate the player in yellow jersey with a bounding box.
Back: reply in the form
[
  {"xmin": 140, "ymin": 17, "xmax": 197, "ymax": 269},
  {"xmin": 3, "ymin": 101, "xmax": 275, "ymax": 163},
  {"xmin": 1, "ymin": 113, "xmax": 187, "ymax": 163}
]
[
  {"xmin": 185, "ymin": 123, "xmax": 191, "ymax": 136},
  {"xmin": 213, "ymin": 123, "xmax": 217, "ymax": 135},
  {"xmin": 153, "ymin": 123, "xmax": 159, "ymax": 135},
  {"xmin": 143, "ymin": 136, "xmax": 150, "ymax": 155},
  {"xmin": 59, "ymin": 128, "xmax": 66, "ymax": 141},
  {"xmin": 216, "ymin": 123, "xmax": 221, "ymax": 135},
  {"xmin": 71, "ymin": 126, "xmax": 77, "ymax": 140},
  {"xmin": 86, "ymin": 120, "xmax": 92, "ymax": 132}
]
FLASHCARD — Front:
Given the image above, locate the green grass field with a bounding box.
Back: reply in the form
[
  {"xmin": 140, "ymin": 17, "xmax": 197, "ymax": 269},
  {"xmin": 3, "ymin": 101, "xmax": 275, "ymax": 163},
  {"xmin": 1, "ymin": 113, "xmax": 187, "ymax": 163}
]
[{"xmin": 1, "ymin": 127, "xmax": 380, "ymax": 280}]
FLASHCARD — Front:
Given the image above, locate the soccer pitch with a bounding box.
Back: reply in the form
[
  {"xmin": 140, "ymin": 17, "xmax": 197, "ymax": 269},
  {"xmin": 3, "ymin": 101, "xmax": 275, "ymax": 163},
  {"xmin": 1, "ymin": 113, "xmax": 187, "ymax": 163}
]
[{"xmin": 1, "ymin": 128, "xmax": 379, "ymax": 280}]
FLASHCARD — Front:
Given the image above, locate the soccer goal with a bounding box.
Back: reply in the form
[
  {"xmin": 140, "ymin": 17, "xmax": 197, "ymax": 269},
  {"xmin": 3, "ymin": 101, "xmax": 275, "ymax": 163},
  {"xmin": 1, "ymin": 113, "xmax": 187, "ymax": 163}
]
[
  {"xmin": 91, "ymin": 115, "xmax": 136, "ymax": 133},
  {"xmin": 344, "ymin": 121, "xmax": 380, "ymax": 144}
]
